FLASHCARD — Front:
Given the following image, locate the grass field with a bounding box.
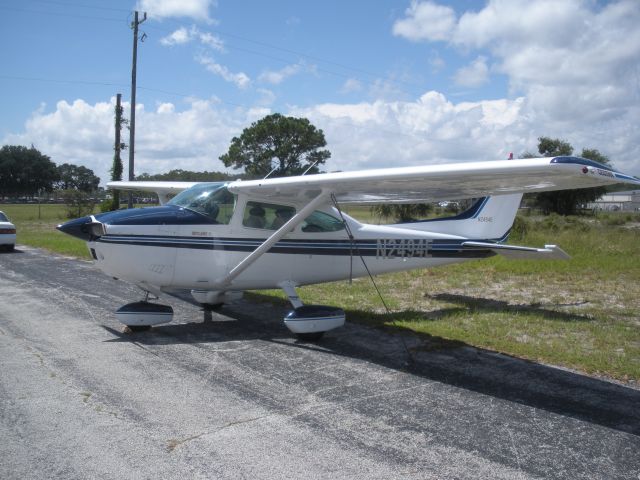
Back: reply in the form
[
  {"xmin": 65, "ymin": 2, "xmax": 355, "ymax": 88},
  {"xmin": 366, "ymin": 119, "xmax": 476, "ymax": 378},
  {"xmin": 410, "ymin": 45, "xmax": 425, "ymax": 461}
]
[
  {"xmin": 2, "ymin": 203, "xmax": 639, "ymax": 382},
  {"xmin": 1, "ymin": 204, "xmax": 94, "ymax": 258}
]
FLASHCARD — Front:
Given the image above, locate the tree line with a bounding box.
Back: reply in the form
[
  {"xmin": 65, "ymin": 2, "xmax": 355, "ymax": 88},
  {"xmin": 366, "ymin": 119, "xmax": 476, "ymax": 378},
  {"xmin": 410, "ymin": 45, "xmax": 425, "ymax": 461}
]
[
  {"xmin": 136, "ymin": 169, "xmax": 241, "ymax": 182},
  {"xmin": 0, "ymin": 145, "xmax": 100, "ymax": 199}
]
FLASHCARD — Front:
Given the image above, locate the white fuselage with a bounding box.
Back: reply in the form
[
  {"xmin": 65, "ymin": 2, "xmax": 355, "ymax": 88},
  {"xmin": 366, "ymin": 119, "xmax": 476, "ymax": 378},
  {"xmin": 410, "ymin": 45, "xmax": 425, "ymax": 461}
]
[{"xmin": 87, "ymin": 196, "xmax": 485, "ymax": 293}]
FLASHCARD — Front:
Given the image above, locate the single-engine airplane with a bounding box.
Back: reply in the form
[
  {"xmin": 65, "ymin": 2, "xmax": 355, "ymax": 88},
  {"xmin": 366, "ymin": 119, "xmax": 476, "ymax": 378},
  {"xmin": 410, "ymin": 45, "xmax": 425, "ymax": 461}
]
[{"xmin": 58, "ymin": 156, "xmax": 640, "ymax": 340}]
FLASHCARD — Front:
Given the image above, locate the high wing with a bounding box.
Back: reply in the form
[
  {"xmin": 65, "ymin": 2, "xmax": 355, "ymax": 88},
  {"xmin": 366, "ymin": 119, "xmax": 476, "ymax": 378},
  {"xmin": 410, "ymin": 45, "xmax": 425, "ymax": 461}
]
[
  {"xmin": 226, "ymin": 156, "xmax": 640, "ymax": 204},
  {"xmin": 107, "ymin": 156, "xmax": 639, "ymax": 205},
  {"xmin": 107, "ymin": 181, "xmax": 200, "ymax": 205}
]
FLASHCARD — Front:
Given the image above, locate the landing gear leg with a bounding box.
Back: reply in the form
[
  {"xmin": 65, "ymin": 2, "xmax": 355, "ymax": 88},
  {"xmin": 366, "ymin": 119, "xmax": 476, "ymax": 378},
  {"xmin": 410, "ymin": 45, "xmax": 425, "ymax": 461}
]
[
  {"xmin": 201, "ymin": 303, "xmax": 223, "ymax": 323},
  {"xmin": 124, "ymin": 291, "xmax": 155, "ymax": 332}
]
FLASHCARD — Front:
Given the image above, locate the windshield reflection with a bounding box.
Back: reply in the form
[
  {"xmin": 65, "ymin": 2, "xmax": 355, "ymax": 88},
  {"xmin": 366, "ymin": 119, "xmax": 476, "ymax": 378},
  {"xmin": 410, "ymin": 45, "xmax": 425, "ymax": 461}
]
[{"xmin": 167, "ymin": 183, "xmax": 236, "ymax": 224}]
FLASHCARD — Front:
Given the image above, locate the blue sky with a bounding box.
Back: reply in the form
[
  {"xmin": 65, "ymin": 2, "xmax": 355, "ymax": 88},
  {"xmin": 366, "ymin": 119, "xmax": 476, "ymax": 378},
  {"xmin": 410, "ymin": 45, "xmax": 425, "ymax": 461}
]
[{"xmin": 1, "ymin": 0, "xmax": 638, "ymax": 184}]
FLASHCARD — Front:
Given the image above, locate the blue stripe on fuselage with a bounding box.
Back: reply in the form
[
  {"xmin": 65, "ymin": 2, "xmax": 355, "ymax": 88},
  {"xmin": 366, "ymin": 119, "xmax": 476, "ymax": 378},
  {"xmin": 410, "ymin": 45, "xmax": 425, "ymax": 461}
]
[{"xmin": 95, "ymin": 234, "xmax": 497, "ymax": 259}]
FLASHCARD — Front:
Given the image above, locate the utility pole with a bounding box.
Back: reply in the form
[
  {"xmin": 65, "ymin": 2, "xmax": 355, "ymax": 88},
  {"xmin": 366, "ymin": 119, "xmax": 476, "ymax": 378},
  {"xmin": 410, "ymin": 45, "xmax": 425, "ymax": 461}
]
[
  {"xmin": 128, "ymin": 10, "xmax": 146, "ymax": 208},
  {"xmin": 112, "ymin": 93, "xmax": 124, "ymax": 210}
]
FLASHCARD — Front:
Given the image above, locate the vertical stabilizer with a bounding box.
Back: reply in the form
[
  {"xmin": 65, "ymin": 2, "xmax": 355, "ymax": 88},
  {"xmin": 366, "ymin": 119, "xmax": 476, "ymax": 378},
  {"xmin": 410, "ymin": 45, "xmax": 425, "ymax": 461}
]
[{"xmin": 395, "ymin": 193, "xmax": 523, "ymax": 241}]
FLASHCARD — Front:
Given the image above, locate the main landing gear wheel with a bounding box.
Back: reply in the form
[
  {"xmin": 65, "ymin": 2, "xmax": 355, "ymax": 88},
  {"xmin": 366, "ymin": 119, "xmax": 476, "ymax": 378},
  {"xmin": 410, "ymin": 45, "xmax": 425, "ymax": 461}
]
[
  {"xmin": 116, "ymin": 296, "xmax": 174, "ymax": 332},
  {"xmin": 295, "ymin": 331, "xmax": 325, "ymax": 342},
  {"xmin": 284, "ymin": 305, "xmax": 345, "ymax": 341}
]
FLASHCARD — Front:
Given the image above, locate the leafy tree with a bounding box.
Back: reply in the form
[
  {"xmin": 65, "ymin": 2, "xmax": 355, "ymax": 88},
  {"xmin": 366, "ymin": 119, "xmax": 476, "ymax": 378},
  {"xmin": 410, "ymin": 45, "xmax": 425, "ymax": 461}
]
[
  {"xmin": 534, "ymin": 136, "xmax": 610, "ymax": 215},
  {"xmin": 538, "ymin": 137, "xmax": 573, "ymax": 157},
  {"xmin": 0, "ymin": 145, "xmax": 59, "ymax": 198},
  {"xmin": 219, "ymin": 113, "xmax": 331, "ymax": 178},
  {"xmin": 109, "ymin": 100, "xmax": 127, "ymax": 211},
  {"xmin": 60, "ymin": 189, "xmax": 95, "ymax": 218},
  {"xmin": 56, "ymin": 163, "xmax": 100, "ymax": 192}
]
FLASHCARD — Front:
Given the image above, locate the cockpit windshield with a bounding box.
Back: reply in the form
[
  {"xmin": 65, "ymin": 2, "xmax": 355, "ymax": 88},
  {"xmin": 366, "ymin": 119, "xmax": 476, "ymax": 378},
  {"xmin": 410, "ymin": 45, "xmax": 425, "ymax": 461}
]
[{"xmin": 167, "ymin": 183, "xmax": 236, "ymax": 224}]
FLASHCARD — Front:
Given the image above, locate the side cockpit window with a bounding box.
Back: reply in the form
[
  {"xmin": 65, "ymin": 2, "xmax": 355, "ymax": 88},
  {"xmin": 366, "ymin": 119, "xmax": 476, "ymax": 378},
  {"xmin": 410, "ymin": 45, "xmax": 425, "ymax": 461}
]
[
  {"xmin": 241, "ymin": 202, "xmax": 345, "ymax": 233},
  {"xmin": 243, "ymin": 201, "xmax": 296, "ymax": 230},
  {"xmin": 301, "ymin": 211, "xmax": 345, "ymax": 233}
]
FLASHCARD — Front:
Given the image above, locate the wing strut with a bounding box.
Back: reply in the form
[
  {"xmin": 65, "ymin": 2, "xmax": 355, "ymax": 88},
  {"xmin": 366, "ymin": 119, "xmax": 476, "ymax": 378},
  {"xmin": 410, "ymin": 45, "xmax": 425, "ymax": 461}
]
[
  {"xmin": 212, "ymin": 190, "xmax": 331, "ymax": 288},
  {"xmin": 330, "ymin": 193, "xmax": 390, "ymax": 314}
]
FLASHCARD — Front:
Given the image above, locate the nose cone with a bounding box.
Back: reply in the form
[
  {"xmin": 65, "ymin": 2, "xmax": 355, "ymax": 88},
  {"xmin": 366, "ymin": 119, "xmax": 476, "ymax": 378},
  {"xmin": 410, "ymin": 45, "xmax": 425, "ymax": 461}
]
[{"xmin": 56, "ymin": 216, "xmax": 94, "ymax": 241}]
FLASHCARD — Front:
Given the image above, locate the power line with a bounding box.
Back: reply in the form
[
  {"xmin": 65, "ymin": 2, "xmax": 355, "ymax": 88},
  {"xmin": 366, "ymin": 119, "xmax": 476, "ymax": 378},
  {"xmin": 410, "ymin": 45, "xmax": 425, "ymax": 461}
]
[
  {"xmin": 0, "ymin": 5, "xmax": 126, "ymax": 22},
  {"xmin": 143, "ymin": 23, "xmax": 427, "ymax": 98},
  {"xmin": 2, "ymin": 3, "xmax": 426, "ymax": 100},
  {"xmin": 29, "ymin": 0, "xmax": 131, "ymax": 12},
  {"xmin": 0, "ymin": 73, "xmax": 250, "ymax": 109},
  {"xmin": 0, "ymin": 74, "xmax": 128, "ymax": 88}
]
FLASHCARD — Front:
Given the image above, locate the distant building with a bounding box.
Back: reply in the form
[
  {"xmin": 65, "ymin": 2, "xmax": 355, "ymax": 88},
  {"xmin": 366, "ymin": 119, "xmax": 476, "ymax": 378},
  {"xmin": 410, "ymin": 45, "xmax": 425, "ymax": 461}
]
[{"xmin": 588, "ymin": 190, "xmax": 640, "ymax": 211}]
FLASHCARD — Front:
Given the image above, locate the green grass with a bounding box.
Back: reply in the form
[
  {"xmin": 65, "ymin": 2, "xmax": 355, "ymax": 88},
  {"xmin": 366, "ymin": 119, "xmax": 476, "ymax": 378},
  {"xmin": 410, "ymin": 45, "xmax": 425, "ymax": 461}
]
[
  {"xmin": 255, "ymin": 214, "xmax": 640, "ymax": 382},
  {"xmin": 2, "ymin": 204, "xmax": 94, "ymax": 258},
  {"xmin": 4, "ymin": 203, "xmax": 639, "ymax": 382}
]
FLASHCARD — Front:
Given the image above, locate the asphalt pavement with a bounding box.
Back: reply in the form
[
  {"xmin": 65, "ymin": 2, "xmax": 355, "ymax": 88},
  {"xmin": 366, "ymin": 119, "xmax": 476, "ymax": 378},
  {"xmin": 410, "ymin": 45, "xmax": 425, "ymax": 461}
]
[{"xmin": 1, "ymin": 245, "xmax": 639, "ymax": 479}]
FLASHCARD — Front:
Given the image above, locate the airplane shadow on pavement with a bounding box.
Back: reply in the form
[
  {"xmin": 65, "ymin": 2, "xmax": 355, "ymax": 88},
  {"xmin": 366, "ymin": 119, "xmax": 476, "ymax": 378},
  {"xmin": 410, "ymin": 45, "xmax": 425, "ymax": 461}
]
[{"xmin": 102, "ymin": 292, "xmax": 640, "ymax": 438}]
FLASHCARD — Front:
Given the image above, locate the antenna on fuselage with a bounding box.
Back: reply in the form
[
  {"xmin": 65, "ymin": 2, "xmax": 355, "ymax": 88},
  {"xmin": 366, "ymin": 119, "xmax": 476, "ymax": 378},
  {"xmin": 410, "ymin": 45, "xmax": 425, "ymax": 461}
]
[
  {"xmin": 263, "ymin": 158, "xmax": 321, "ymax": 179},
  {"xmin": 263, "ymin": 165, "xmax": 278, "ymax": 179},
  {"xmin": 301, "ymin": 159, "xmax": 321, "ymax": 176}
]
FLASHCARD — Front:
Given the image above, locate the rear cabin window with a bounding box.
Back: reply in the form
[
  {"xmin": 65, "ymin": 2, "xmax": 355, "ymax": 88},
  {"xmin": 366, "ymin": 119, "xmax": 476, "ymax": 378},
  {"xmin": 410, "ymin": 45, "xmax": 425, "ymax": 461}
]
[
  {"xmin": 243, "ymin": 201, "xmax": 296, "ymax": 230},
  {"xmin": 301, "ymin": 211, "xmax": 345, "ymax": 233}
]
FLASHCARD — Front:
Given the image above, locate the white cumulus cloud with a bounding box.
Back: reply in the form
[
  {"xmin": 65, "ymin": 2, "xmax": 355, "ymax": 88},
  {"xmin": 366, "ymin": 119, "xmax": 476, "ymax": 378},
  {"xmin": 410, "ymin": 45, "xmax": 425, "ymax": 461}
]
[
  {"xmin": 392, "ymin": 1, "xmax": 456, "ymax": 42},
  {"xmin": 339, "ymin": 78, "xmax": 363, "ymax": 94},
  {"xmin": 160, "ymin": 27, "xmax": 191, "ymax": 46},
  {"xmin": 160, "ymin": 26, "xmax": 224, "ymax": 51},
  {"xmin": 3, "ymin": 88, "xmax": 639, "ymax": 188},
  {"xmin": 137, "ymin": 0, "xmax": 215, "ymax": 22},
  {"xmin": 453, "ymin": 56, "xmax": 489, "ymax": 88},
  {"xmin": 197, "ymin": 55, "xmax": 250, "ymax": 89},
  {"xmin": 394, "ymin": 0, "xmax": 640, "ymax": 126},
  {"xmin": 3, "ymin": 97, "xmax": 258, "ymax": 183},
  {"xmin": 258, "ymin": 63, "xmax": 311, "ymax": 85},
  {"xmin": 389, "ymin": 0, "xmax": 640, "ymax": 171}
]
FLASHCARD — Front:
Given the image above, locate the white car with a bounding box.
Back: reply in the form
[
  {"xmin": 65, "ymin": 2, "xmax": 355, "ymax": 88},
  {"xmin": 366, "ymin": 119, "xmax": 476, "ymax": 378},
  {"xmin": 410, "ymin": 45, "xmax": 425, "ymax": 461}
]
[{"xmin": 0, "ymin": 211, "xmax": 16, "ymax": 251}]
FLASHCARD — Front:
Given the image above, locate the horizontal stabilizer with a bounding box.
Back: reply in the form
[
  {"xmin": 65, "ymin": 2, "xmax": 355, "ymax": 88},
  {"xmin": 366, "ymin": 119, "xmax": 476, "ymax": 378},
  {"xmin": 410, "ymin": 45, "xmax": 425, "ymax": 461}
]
[{"xmin": 462, "ymin": 241, "xmax": 570, "ymax": 260}]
